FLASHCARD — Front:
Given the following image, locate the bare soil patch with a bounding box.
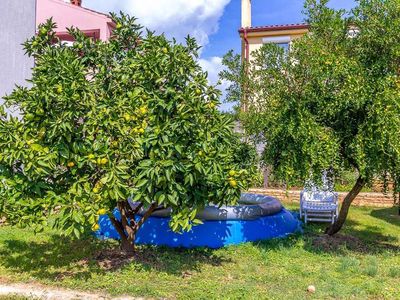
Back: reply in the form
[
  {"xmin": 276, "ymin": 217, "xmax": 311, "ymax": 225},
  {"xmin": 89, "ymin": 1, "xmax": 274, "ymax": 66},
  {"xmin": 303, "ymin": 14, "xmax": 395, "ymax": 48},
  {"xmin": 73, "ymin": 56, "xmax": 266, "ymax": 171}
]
[
  {"xmin": 93, "ymin": 249, "xmax": 136, "ymax": 271},
  {"xmin": 311, "ymin": 233, "xmax": 370, "ymax": 252}
]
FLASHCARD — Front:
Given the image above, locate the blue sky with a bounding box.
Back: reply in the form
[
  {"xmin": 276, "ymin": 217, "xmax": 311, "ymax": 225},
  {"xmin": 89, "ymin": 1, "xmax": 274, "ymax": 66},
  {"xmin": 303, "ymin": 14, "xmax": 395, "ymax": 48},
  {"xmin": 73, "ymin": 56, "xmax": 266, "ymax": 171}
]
[
  {"xmin": 84, "ymin": 0, "xmax": 356, "ymax": 109},
  {"xmin": 203, "ymin": 0, "xmax": 356, "ymax": 58}
]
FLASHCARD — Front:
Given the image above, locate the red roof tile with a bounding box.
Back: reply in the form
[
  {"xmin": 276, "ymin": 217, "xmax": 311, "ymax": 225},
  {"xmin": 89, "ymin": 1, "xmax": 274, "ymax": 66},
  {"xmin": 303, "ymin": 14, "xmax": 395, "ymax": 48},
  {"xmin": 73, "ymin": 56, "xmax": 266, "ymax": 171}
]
[{"xmin": 239, "ymin": 23, "xmax": 309, "ymax": 33}]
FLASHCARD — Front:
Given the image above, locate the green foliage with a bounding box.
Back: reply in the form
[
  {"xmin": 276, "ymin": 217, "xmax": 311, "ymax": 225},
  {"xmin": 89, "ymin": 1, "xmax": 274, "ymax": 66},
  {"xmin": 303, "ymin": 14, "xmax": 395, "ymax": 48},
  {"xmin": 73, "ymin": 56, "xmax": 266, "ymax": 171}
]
[
  {"xmin": 219, "ymin": 50, "xmax": 247, "ymax": 114},
  {"xmin": 231, "ymin": 140, "xmax": 257, "ymax": 171},
  {"xmin": 221, "ymin": 0, "xmax": 400, "ymax": 192},
  {"xmin": 0, "ymin": 14, "xmax": 249, "ymax": 239},
  {"xmin": 231, "ymin": 140, "xmax": 261, "ymax": 186}
]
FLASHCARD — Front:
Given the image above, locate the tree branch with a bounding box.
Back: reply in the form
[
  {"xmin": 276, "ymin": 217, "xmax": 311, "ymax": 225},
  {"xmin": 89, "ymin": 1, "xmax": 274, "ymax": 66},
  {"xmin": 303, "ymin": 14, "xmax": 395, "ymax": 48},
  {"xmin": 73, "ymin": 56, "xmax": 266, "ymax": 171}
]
[
  {"xmin": 109, "ymin": 215, "xmax": 127, "ymax": 241},
  {"xmin": 133, "ymin": 202, "xmax": 158, "ymax": 231}
]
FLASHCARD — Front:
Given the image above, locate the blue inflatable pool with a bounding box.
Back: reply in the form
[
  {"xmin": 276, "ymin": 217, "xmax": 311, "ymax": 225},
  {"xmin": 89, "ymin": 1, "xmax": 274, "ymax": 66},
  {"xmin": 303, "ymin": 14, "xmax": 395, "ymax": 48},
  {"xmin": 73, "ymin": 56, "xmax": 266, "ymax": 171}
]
[{"xmin": 97, "ymin": 193, "xmax": 301, "ymax": 248}]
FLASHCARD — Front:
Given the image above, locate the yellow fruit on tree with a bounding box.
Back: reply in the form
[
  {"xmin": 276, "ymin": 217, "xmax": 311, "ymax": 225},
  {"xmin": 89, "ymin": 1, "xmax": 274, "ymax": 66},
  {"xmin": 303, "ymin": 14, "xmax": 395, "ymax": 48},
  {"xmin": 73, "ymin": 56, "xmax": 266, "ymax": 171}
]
[
  {"xmin": 67, "ymin": 162, "xmax": 75, "ymax": 168},
  {"xmin": 93, "ymin": 187, "xmax": 100, "ymax": 194},
  {"xmin": 92, "ymin": 224, "xmax": 100, "ymax": 231},
  {"xmin": 229, "ymin": 170, "xmax": 236, "ymax": 177},
  {"xmin": 138, "ymin": 128, "xmax": 145, "ymax": 134},
  {"xmin": 229, "ymin": 179, "xmax": 238, "ymax": 188},
  {"xmin": 88, "ymin": 154, "xmax": 95, "ymax": 160},
  {"xmin": 100, "ymin": 158, "xmax": 108, "ymax": 165},
  {"xmin": 162, "ymin": 47, "xmax": 168, "ymax": 54},
  {"xmin": 116, "ymin": 23, "xmax": 122, "ymax": 29},
  {"xmin": 97, "ymin": 208, "xmax": 107, "ymax": 215},
  {"xmin": 139, "ymin": 106, "xmax": 148, "ymax": 115},
  {"xmin": 123, "ymin": 113, "xmax": 131, "ymax": 121}
]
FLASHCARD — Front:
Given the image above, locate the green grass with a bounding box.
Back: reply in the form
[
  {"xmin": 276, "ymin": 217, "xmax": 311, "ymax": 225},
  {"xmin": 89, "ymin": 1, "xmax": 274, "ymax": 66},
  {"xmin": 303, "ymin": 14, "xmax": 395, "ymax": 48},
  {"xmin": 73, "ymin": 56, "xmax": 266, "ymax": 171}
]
[{"xmin": 0, "ymin": 204, "xmax": 399, "ymax": 299}]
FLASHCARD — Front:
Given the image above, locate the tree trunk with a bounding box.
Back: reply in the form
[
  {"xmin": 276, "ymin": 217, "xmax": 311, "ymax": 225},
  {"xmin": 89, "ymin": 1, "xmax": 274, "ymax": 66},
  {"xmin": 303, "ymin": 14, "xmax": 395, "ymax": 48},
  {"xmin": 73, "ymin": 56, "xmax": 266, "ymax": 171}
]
[
  {"xmin": 398, "ymin": 192, "xmax": 400, "ymax": 216},
  {"xmin": 109, "ymin": 214, "xmax": 135, "ymax": 254},
  {"xmin": 325, "ymin": 176, "xmax": 366, "ymax": 235},
  {"xmin": 263, "ymin": 166, "xmax": 270, "ymax": 189},
  {"xmin": 110, "ymin": 201, "xmax": 157, "ymax": 254}
]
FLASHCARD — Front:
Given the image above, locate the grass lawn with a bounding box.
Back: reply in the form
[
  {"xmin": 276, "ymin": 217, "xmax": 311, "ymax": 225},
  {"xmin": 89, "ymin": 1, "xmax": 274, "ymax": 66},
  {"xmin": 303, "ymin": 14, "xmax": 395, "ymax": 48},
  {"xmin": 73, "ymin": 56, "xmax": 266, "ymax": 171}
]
[{"xmin": 0, "ymin": 203, "xmax": 399, "ymax": 299}]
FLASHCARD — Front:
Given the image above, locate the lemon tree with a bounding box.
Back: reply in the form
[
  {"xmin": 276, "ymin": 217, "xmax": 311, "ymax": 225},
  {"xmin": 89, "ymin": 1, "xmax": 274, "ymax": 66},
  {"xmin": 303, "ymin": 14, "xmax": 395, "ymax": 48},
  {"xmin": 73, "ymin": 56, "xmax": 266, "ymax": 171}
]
[
  {"xmin": 221, "ymin": 0, "xmax": 400, "ymax": 235},
  {"xmin": 0, "ymin": 14, "xmax": 249, "ymax": 252}
]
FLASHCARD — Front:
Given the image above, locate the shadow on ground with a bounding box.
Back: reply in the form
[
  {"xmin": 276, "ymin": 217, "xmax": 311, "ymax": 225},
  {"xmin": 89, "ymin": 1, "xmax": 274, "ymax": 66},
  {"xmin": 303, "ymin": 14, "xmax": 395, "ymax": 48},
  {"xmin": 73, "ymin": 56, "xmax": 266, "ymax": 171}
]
[
  {"xmin": 253, "ymin": 217, "xmax": 400, "ymax": 255},
  {"xmin": 370, "ymin": 206, "xmax": 400, "ymax": 228},
  {"xmin": 0, "ymin": 235, "xmax": 106, "ymax": 281},
  {"xmin": 0, "ymin": 233, "xmax": 231, "ymax": 281}
]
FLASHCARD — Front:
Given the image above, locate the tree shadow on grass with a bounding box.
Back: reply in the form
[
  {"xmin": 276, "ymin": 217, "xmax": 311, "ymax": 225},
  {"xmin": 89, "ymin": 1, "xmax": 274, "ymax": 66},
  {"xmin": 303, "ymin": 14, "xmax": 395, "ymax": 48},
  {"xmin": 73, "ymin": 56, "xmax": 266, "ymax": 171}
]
[
  {"xmin": 0, "ymin": 234, "xmax": 108, "ymax": 281},
  {"xmin": 370, "ymin": 206, "xmax": 400, "ymax": 228},
  {"xmin": 0, "ymin": 233, "xmax": 231, "ymax": 281},
  {"xmin": 339, "ymin": 218, "xmax": 400, "ymax": 253},
  {"xmin": 252, "ymin": 218, "xmax": 400, "ymax": 256},
  {"xmin": 129, "ymin": 246, "xmax": 231, "ymax": 275}
]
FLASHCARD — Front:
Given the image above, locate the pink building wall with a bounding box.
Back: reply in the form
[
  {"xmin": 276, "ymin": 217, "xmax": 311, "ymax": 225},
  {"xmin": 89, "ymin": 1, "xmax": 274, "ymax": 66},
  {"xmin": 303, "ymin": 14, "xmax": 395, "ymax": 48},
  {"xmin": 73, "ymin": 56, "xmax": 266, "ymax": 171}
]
[{"xmin": 36, "ymin": 0, "xmax": 114, "ymax": 41}]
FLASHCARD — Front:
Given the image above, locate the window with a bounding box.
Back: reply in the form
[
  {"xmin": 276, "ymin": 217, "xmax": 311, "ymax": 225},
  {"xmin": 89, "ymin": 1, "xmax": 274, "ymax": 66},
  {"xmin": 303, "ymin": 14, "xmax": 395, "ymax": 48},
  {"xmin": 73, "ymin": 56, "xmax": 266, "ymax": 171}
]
[
  {"xmin": 276, "ymin": 42, "xmax": 290, "ymax": 53},
  {"xmin": 262, "ymin": 36, "xmax": 291, "ymax": 53}
]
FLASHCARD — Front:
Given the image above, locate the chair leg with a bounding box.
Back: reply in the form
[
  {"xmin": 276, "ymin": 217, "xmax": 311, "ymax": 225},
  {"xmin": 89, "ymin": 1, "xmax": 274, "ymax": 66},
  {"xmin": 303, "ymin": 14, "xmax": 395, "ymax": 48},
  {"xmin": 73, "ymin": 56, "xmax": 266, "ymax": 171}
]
[{"xmin": 299, "ymin": 200, "xmax": 303, "ymax": 219}]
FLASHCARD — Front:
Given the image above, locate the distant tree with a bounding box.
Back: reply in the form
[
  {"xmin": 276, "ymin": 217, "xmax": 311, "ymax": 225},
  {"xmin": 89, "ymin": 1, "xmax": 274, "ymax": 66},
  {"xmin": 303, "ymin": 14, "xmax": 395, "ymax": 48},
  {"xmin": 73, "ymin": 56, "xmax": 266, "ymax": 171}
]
[
  {"xmin": 221, "ymin": 0, "xmax": 400, "ymax": 235},
  {"xmin": 219, "ymin": 50, "xmax": 248, "ymax": 115},
  {"xmin": 0, "ymin": 14, "xmax": 250, "ymax": 253}
]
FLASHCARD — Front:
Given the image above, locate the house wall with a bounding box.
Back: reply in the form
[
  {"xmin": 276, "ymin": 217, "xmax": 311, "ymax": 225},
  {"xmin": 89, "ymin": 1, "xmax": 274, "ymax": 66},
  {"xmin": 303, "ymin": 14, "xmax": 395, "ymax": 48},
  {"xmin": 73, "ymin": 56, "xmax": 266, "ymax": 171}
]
[
  {"xmin": 240, "ymin": 28, "xmax": 309, "ymax": 61},
  {"xmin": 36, "ymin": 0, "xmax": 113, "ymax": 41},
  {"xmin": 0, "ymin": 0, "xmax": 36, "ymax": 106}
]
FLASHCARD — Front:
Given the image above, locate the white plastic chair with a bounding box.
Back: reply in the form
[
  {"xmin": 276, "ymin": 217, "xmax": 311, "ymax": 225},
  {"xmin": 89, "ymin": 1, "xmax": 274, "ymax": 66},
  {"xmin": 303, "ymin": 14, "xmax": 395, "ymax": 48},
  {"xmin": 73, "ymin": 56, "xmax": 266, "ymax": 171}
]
[{"xmin": 300, "ymin": 191, "xmax": 339, "ymax": 224}]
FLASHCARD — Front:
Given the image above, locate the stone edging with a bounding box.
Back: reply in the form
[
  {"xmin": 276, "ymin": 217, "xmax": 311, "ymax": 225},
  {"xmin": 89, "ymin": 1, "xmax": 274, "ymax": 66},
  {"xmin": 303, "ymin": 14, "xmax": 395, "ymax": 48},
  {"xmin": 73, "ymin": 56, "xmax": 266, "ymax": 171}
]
[
  {"xmin": 249, "ymin": 188, "xmax": 396, "ymax": 208},
  {"xmin": 0, "ymin": 282, "xmax": 141, "ymax": 300}
]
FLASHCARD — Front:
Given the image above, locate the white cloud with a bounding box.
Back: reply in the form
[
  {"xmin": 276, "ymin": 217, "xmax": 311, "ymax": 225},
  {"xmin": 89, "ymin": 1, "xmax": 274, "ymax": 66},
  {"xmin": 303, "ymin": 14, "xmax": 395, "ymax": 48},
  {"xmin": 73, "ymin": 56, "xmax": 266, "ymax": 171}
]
[
  {"xmin": 84, "ymin": 0, "xmax": 230, "ymax": 47},
  {"xmin": 199, "ymin": 56, "xmax": 224, "ymax": 85},
  {"xmin": 199, "ymin": 56, "xmax": 233, "ymax": 111}
]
